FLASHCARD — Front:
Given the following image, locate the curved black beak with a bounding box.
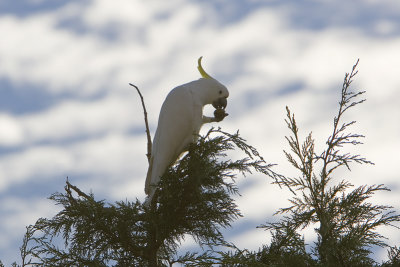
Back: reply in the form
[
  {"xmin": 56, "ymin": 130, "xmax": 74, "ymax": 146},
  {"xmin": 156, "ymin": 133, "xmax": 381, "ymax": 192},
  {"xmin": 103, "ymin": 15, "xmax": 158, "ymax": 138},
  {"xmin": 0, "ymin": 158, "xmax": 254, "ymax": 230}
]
[{"xmin": 212, "ymin": 97, "xmax": 227, "ymax": 109}]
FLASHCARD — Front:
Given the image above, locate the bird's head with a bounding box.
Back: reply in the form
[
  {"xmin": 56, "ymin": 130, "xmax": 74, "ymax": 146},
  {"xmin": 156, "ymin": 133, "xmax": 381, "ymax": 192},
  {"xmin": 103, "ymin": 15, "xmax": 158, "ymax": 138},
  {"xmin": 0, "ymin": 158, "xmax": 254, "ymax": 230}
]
[{"xmin": 197, "ymin": 56, "xmax": 229, "ymax": 110}]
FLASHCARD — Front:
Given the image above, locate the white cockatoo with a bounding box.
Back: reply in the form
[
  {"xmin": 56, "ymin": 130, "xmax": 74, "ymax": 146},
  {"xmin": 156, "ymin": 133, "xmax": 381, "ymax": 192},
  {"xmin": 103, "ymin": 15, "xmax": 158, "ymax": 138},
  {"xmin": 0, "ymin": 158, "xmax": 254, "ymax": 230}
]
[{"xmin": 144, "ymin": 57, "xmax": 229, "ymax": 205}]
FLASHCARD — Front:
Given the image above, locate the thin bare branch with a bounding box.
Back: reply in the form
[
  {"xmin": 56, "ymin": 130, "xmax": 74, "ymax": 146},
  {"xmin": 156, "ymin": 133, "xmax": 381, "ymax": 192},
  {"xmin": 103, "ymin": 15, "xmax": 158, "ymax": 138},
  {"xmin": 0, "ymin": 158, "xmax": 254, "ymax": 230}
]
[{"xmin": 130, "ymin": 83, "xmax": 152, "ymax": 163}]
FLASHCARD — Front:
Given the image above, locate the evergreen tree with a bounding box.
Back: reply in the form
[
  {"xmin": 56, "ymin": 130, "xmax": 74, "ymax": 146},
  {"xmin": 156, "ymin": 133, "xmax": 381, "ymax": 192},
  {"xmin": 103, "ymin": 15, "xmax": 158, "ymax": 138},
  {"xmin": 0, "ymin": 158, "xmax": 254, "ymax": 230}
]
[
  {"xmin": 5, "ymin": 129, "xmax": 278, "ymax": 266},
  {"xmin": 257, "ymin": 60, "xmax": 400, "ymax": 266},
  {"xmin": 381, "ymin": 246, "xmax": 400, "ymax": 267}
]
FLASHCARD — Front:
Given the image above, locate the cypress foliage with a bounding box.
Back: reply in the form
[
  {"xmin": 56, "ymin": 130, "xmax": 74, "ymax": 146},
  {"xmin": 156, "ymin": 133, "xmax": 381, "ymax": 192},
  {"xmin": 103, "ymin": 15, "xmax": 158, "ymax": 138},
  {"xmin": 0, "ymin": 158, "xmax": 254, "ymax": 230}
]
[
  {"xmin": 7, "ymin": 129, "xmax": 276, "ymax": 266},
  {"xmin": 256, "ymin": 60, "xmax": 400, "ymax": 266}
]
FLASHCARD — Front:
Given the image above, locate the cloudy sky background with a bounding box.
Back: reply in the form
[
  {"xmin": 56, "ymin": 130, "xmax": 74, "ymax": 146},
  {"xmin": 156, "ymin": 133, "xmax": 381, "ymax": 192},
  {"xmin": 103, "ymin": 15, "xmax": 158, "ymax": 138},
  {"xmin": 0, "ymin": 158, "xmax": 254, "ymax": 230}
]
[{"xmin": 1, "ymin": 0, "xmax": 400, "ymax": 264}]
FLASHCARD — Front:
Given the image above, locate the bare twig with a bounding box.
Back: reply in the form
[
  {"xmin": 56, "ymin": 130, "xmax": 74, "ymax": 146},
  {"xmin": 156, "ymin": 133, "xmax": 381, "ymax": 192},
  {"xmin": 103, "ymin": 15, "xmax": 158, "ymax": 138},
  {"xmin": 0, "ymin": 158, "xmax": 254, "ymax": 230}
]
[
  {"xmin": 129, "ymin": 83, "xmax": 152, "ymax": 163},
  {"xmin": 66, "ymin": 179, "xmax": 91, "ymax": 200}
]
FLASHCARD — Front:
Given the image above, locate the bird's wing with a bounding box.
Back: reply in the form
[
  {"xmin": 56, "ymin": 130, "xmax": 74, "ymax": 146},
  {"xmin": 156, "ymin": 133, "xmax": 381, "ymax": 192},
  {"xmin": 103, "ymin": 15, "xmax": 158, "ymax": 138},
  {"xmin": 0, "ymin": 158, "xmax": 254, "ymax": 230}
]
[{"xmin": 145, "ymin": 86, "xmax": 200, "ymax": 194}]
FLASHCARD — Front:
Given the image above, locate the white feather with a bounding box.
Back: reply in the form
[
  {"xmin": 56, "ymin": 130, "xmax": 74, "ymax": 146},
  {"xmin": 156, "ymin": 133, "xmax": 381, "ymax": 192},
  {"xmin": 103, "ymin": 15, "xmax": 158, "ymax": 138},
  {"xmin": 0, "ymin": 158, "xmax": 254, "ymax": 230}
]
[{"xmin": 144, "ymin": 78, "xmax": 229, "ymax": 204}]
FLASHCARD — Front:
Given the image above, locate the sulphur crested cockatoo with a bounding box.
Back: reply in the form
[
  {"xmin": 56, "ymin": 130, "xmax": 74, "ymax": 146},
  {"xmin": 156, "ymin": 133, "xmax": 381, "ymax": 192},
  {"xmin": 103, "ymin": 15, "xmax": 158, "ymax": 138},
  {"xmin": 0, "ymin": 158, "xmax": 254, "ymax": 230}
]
[{"xmin": 145, "ymin": 57, "xmax": 229, "ymax": 205}]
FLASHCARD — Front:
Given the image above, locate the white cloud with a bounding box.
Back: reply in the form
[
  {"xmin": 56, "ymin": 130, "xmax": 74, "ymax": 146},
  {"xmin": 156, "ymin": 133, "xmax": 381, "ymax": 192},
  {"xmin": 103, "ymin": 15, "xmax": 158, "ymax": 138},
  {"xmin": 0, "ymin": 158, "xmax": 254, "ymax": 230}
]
[
  {"xmin": 82, "ymin": 0, "xmax": 153, "ymax": 27},
  {"xmin": 0, "ymin": 113, "xmax": 24, "ymax": 146},
  {"xmin": 0, "ymin": 197, "xmax": 59, "ymax": 260},
  {"xmin": 1, "ymin": 0, "xmax": 400, "ymax": 264},
  {"xmin": 0, "ymin": 133, "xmax": 147, "ymax": 193},
  {"xmin": 229, "ymin": 227, "xmax": 271, "ymax": 252},
  {"xmin": 0, "ymin": 14, "xmax": 105, "ymax": 95},
  {"xmin": 0, "ymin": 144, "xmax": 74, "ymax": 191},
  {"xmin": 22, "ymin": 95, "xmax": 142, "ymax": 142}
]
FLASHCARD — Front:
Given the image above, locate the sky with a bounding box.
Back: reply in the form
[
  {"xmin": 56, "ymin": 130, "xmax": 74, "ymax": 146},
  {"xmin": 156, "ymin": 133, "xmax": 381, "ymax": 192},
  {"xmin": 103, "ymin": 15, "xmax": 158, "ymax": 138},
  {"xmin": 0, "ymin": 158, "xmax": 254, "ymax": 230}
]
[{"xmin": 0, "ymin": 0, "xmax": 400, "ymax": 265}]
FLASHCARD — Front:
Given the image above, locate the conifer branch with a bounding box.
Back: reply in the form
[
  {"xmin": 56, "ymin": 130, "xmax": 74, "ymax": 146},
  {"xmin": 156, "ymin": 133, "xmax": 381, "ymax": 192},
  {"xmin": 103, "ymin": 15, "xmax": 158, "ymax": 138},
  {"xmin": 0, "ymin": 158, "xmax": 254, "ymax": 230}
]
[{"xmin": 259, "ymin": 59, "xmax": 400, "ymax": 266}]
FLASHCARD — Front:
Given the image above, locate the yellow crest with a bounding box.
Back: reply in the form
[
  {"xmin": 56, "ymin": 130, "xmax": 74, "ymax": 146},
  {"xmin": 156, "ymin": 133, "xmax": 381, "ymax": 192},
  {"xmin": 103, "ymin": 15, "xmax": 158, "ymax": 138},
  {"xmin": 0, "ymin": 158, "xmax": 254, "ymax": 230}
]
[{"xmin": 197, "ymin": 56, "xmax": 213, "ymax": 79}]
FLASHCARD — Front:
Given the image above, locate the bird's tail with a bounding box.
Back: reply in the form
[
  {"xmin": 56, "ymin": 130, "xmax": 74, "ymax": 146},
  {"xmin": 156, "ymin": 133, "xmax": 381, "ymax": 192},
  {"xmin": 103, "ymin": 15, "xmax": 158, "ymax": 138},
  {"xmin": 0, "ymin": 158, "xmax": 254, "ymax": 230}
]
[
  {"xmin": 144, "ymin": 156, "xmax": 154, "ymax": 195},
  {"xmin": 143, "ymin": 190, "xmax": 155, "ymax": 208}
]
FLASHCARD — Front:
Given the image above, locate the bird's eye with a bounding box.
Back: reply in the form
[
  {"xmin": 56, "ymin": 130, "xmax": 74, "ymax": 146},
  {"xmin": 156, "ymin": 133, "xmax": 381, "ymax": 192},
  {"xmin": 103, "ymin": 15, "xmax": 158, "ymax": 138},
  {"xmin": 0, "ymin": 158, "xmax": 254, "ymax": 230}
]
[{"xmin": 219, "ymin": 90, "xmax": 222, "ymax": 94}]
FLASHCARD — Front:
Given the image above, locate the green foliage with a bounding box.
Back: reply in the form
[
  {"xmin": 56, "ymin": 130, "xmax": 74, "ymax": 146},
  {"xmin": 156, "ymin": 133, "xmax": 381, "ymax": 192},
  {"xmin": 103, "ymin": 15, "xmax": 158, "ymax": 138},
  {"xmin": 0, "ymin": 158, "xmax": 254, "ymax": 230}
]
[
  {"xmin": 144, "ymin": 128, "xmax": 277, "ymax": 265},
  {"xmin": 25, "ymin": 183, "xmax": 147, "ymax": 266},
  {"xmin": 259, "ymin": 60, "xmax": 400, "ymax": 266},
  {"xmin": 7, "ymin": 128, "xmax": 275, "ymax": 266},
  {"xmin": 381, "ymin": 246, "xmax": 400, "ymax": 267},
  {"xmin": 218, "ymin": 224, "xmax": 316, "ymax": 267}
]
